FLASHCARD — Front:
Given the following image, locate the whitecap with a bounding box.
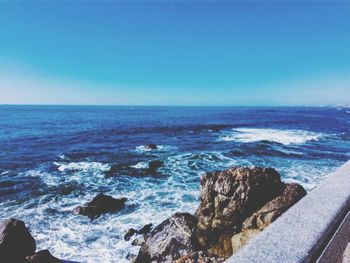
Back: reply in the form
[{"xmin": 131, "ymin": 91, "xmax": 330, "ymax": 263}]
[
  {"xmin": 219, "ymin": 128, "xmax": 324, "ymax": 145},
  {"xmin": 54, "ymin": 162, "xmax": 111, "ymax": 172},
  {"xmin": 130, "ymin": 162, "xmax": 149, "ymax": 169},
  {"xmin": 0, "ymin": 170, "xmax": 10, "ymax": 176},
  {"xmin": 134, "ymin": 145, "xmax": 175, "ymax": 153}
]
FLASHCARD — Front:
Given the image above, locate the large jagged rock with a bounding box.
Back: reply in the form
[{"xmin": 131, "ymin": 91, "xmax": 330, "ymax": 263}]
[
  {"xmin": 73, "ymin": 193, "xmax": 127, "ymax": 220},
  {"xmin": 26, "ymin": 250, "xmax": 61, "ymax": 263},
  {"xmin": 193, "ymin": 166, "xmax": 305, "ymax": 257},
  {"xmin": 194, "ymin": 167, "xmax": 285, "ymax": 255},
  {"xmin": 231, "ymin": 183, "xmax": 306, "ymax": 253},
  {"xmin": 0, "ymin": 218, "xmax": 36, "ymax": 262},
  {"xmin": 135, "ymin": 213, "xmax": 197, "ymax": 263}
]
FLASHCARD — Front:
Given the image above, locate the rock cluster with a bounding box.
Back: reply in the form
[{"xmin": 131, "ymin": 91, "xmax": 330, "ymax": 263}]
[
  {"xmin": 73, "ymin": 193, "xmax": 127, "ymax": 220},
  {"xmin": 0, "ymin": 218, "xmax": 61, "ymax": 263},
  {"xmin": 1, "ymin": 166, "xmax": 306, "ymax": 263},
  {"xmin": 134, "ymin": 166, "xmax": 306, "ymax": 262}
]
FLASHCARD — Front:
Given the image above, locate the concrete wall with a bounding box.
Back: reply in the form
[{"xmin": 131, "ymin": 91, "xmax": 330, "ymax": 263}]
[{"xmin": 225, "ymin": 160, "xmax": 350, "ymax": 263}]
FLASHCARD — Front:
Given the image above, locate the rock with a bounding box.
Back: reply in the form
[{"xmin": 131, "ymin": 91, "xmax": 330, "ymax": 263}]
[
  {"xmin": 124, "ymin": 228, "xmax": 137, "ymax": 241},
  {"xmin": 26, "ymin": 250, "xmax": 61, "ymax": 263},
  {"xmin": 138, "ymin": 223, "xmax": 153, "ymax": 235},
  {"xmin": 242, "ymin": 183, "xmax": 306, "ymax": 230},
  {"xmin": 0, "ymin": 218, "xmax": 36, "ymax": 262},
  {"xmin": 173, "ymin": 251, "xmax": 225, "ymax": 263},
  {"xmin": 73, "ymin": 193, "xmax": 127, "ymax": 219},
  {"xmin": 131, "ymin": 236, "xmax": 146, "ymax": 246},
  {"xmin": 230, "ymin": 229, "xmax": 261, "ymax": 254},
  {"xmin": 126, "ymin": 252, "xmax": 137, "ymax": 262},
  {"xmin": 148, "ymin": 161, "xmax": 163, "ymax": 173},
  {"xmin": 230, "ymin": 183, "xmax": 306, "ymax": 253},
  {"xmin": 135, "ymin": 213, "xmax": 197, "ymax": 263},
  {"xmin": 145, "ymin": 144, "xmax": 157, "ymax": 150},
  {"xmin": 124, "ymin": 223, "xmax": 153, "ymax": 241},
  {"xmin": 193, "ymin": 167, "xmax": 288, "ymax": 256}
]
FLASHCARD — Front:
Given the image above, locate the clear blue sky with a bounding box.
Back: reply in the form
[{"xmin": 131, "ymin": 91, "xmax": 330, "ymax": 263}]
[{"xmin": 0, "ymin": 1, "xmax": 349, "ymax": 106}]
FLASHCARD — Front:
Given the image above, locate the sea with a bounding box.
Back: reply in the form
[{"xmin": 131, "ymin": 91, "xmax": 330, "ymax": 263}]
[{"xmin": 0, "ymin": 105, "xmax": 349, "ymax": 262}]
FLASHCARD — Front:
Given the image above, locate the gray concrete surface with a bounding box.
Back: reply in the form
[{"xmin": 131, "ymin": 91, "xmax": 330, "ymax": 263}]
[
  {"xmin": 317, "ymin": 211, "xmax": 350, "ymax": 263},
  {"xmin": 225, "ymin": 160, "xmax": 350, "ymax": 263}
]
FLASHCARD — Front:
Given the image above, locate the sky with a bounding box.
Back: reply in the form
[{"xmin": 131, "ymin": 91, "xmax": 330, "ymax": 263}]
[{"xmin": 0, "ymin": 1, "xmax": 349, "ymax": 106}]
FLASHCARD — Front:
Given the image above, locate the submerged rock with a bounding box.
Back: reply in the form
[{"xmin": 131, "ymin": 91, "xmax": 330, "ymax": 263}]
[
  {"xmin": 73, "ymin": 193, "xmax": 127, "ymax": 219},
  {"xmin": 106, "ymin": 161, "xmax": 163, "ymax": 177},
  {"xmin": 145, "ymin": 144, "xmax": 157, "ymax": 150},
  {"xmin": 148, "ymin": 160, "xmax": 163, "ymax": 173},
  {"xmin": 26, "ymin": 250, "xmax": 61, "ymax": 263},
  {"xmin": 0, "ymin": 218, "xmax": 36, "ymax": 262},
  {"xmin": 135, "ymin": 213, "xmax": 197, "ymax": 263}
]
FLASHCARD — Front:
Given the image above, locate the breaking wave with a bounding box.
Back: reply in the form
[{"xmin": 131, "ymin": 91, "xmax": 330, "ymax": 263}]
[{"xmin": 219, "ymin": 128, "xmax": 325, "ymax": 145}]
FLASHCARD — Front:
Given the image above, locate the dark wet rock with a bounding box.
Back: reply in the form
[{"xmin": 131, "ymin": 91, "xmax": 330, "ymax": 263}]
[
  {"xmin": 126, "ymin": 252, "xmax": 137, "ymax": 261},
  {"xmin": 173, "ymin": 251, "xmax": 226, "ymax": 263},
  {"xmin": 135, "ymin": 213, "xmax": 197, "ymax": 263},
  {"xmin": 124, "ymin": 223, "xmax": 153, "ymax": 241},
  {"xmin": 148, "ymin": 161, "xmax": 163, "ymax": 172},
  {"xmin": 230, "ymin": 183, "xmax": 306, "ymax": 253},
  {"xmin": 138, "ymin": 223, "xmax": 153, "ymax": 235},
  {"xmin": 131, "ymin": 236, "xmax": 146, "ymax": 246},
  {"xmin": 145, "ymin": 144, "xmax": 157, "ymax": 150},
  {"xmin": 26, "ymin": 250, "xmax": 61, "ymax": 263},
  {"xmin": 124, "ymin": 228, "xmax": 137, "ymax": 241},
  {"xmin": 193, "ymin": 166, "xmax": 297, "ymax": 257},
  {"xmin": 73, "ymin": 193, "xmax": 127, "ymax": 219},
  {"xmin": 0, "ymin": 218, "xmax": 36, "ymax": 262}
]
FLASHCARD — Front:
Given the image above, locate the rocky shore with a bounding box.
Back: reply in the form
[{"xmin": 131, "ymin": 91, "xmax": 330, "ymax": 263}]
[{"xmin": 0, "ymin": 166, "xmax": 306, "ymax": 263}]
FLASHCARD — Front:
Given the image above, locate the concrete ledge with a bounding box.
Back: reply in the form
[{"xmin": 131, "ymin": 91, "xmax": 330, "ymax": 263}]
[
  {"xmin": 225, "ymin": 160, "xmax": 350, "ymax": 263},
  {"xmin": 317, "ymin": 211, "xmax": 350, "ymax": 263}
]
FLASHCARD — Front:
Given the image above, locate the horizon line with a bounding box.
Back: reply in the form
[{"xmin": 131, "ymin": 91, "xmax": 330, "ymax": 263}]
[{"xmin": 0, "ymin": 103, "xmax": 348, "ymax": 107}]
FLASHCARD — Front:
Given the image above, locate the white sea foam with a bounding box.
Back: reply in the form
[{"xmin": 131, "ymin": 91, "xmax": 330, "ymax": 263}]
[
  {"xmin": 219, "ymin": 128, "xmax": 324, "ymax": 145},
  {"xmin": 5, "ymin": 155, "xmax": 342, "ymax": 263},
  {"xmin": 54, "ymin": 162, "xmax": 111, "ymax": 172},
  {"xmin": 130, "ymin": 162, "xmax": 149, "ymax": 169},
  {"xmin": 279, "ymin": 160, "xmax": 339, "ymax": 191},
  {"xmin": 134, "ymin": 145, "xmax": 175, "ymax": 153},
  {"xmin": 0, "ymin": 170, "xmax": 10, "ymax": 176}
]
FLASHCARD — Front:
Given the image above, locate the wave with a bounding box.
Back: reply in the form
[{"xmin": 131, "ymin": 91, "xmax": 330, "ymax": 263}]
[
  {"xmin": 130, "ymin": 162, "xmax": 149, "ymax": 169},
  {"xmin": 134, "ymin": 145, "xmax": 175, "ymax": 153},
  {"xmin": 54, "ymin": 162, "xmax": 111, "ymax": 172},
  {"xmin": 219, "ymin": 128, "xmax": 325, "ymax": 145}
]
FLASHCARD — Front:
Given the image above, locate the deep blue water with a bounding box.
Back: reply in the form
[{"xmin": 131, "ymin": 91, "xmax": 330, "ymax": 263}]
[{"xmin": 0, "ymin": 105, "xmax": 349, "ymax": 262}]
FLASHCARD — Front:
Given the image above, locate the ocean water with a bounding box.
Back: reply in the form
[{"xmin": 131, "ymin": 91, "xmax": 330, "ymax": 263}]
[{"xmin": 0, "ymin": 105, "xmax": 349, "ymax": 262}]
